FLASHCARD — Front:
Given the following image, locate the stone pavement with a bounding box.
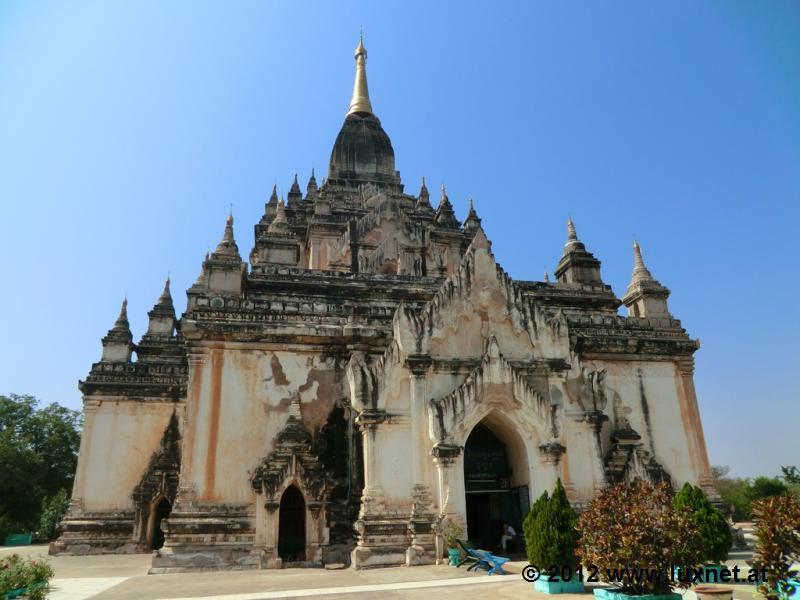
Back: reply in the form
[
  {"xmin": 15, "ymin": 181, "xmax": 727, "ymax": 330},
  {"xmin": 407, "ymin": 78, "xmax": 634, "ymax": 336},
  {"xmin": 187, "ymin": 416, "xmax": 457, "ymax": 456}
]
[{"xmin": 0, "ymin": 545, "xmax": 761, "ymax": 600}]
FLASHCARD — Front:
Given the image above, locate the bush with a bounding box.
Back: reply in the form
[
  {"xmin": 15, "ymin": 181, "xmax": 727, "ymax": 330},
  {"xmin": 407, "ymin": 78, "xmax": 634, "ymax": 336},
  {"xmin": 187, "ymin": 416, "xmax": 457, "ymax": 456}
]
[
  {"xmin": 751, "ymin": 494, "xmax": 800, "ymax": 600},
  {"xmin": 0, "ymin": 554, "xmax": 54, "ymax": 600},
  {"xmin": 37, "ymin": 488, "xmax": 70, "ymax": 541},
  {"xmin": 523, "ymin": 488, "xmax": 549, "ymax": 564},
  {"xmin": 578, "ymin": 480, "xmax": 705, "ymax": 595},
  {"xmin": 524, "ymin": 479, "xmax": 579, "ymax": 571},
  {"xmin": 752, "ymin": 477, "xmax": 790, "ymax": 501},
  {"xmin": 439, "ymin": 517, "xmax": 463, "ymax": 550},
  {"xmin": 673, "ymin": 483, "xmax": 731, "ymax": 564}
]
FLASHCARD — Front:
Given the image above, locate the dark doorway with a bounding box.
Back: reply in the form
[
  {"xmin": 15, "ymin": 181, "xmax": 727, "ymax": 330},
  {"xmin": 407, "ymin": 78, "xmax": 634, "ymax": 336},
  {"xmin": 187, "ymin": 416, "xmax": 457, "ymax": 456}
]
[
  {"xmin": 463, "ymin": 422, "xmax": 516, "ymax": 550},
  {"xmin": 150, "ymin": 497, "xmax": 171, "ymax": 550},
  {"xmin": 278, "ymin": 485, "xmax": 306, "ymax": 563}
]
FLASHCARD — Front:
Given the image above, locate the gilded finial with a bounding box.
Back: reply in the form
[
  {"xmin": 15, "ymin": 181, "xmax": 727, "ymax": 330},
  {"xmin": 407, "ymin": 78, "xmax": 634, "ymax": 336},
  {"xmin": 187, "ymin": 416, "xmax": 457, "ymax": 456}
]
[{"xmin": 348, "ymin": 33, "xmax": 373, "ymax": 115}]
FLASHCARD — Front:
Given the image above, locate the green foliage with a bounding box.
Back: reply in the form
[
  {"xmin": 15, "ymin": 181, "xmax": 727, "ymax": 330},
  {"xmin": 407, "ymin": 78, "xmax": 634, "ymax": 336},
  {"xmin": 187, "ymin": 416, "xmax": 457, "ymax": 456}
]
[
  {"xmin": 523, "ymin": 488, "xmax": 549, "ymax": 564},
  {"xmin": 673, "ymin": 483, "xmax": 732, "ymax": 564},
  {"xmin": 752, "ymin": 477, "xmax": 790, "ymax": 500},
  {"xmin": 0, "ymin": 554, "xmax": 54, "ymax": 600},
  {"xmin": 713, "ymin": 466, "xmax": 792, "ymax": 521},
  {"xmin": 578, "ymin": 480, "xmax": 706, "ymax": 595},
  {"xmin": 37, "ymin": 489, "xmax": 70, "ymax": 541},
  {"xmin": 524, "ymin": 480, "xmax": 579, "ymax": 571},
  {"xmin": 751, "ymin": 494, "xmax": 800, "ymax": 600},
  {"xmin": 781, "ymin": 466, "xmax": 800, "ymax": 485},
  {"xmin": 0, "ymin": 394, "xmax": 82, "ymax": 534}
]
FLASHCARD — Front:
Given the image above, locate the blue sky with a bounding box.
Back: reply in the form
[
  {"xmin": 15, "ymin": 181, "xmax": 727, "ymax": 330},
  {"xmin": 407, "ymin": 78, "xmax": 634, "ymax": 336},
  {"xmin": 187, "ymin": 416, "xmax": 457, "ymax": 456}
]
[{"xmin": 1, "ymin": 1, "xmax": 798, "ymax": 478}]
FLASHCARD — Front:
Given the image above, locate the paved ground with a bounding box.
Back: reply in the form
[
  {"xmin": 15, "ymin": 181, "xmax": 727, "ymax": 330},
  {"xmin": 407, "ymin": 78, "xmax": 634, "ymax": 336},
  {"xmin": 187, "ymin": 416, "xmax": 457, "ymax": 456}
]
[{"xmin": 1, "ymin": 544, "xmax": 762, "ymax": 600}]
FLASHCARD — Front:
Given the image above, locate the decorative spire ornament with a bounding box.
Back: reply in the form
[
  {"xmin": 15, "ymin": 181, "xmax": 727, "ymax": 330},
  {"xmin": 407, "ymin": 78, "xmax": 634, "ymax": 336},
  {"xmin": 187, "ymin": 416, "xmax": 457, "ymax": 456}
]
[
  {"xmin": 567, "ymin": 217, "xmax": 578, "ymax": 241},
  {"xmin": 622, "ymin": 239, "xmax": 671, "ymax": 318},
  {"xmin": 348, "ymin": 33, "xmax": 373, "ymax": 115}
]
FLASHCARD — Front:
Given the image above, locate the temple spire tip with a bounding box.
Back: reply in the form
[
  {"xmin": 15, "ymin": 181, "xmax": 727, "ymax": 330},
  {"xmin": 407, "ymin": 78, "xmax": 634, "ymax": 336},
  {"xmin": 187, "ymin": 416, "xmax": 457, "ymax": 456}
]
[{"xmin": 348, "ymin": 33, "xmax": 373, "ymax": 115}]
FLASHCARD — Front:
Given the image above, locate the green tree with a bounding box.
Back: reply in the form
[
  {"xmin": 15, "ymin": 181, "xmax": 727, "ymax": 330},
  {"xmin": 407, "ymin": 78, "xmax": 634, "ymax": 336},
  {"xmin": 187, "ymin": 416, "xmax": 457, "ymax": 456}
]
[
  {"xmin": 523, "ymin": 488, "xmax": 549, "ymax": 565},
  {"xmin": 37, "ymin": 489, "xmax": 70, "ymax": 541},
  {"xmin": 525, "ymin": 480, "xmax": 579, "ymax": 570},
  {"xmin": 0, "ymin": 395, "xmax": 82, "ymax": 538},
  {"xmin": 781, "ymin": 466, "xmax": 800, "ymax": 485},
  {"xmin": 750, "ymin": 477, "xmax": 789, "ymax": 501},
  {"xmin": 673, "ymin": 483, "xmax": 731, "ymax": 563}
]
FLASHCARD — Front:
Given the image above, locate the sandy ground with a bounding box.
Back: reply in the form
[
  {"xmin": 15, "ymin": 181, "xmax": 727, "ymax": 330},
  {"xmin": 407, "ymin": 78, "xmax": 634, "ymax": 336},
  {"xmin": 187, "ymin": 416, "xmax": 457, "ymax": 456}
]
[{"xmin": 0, "ymin": 544, "xmax": 762, "ymax": 600}]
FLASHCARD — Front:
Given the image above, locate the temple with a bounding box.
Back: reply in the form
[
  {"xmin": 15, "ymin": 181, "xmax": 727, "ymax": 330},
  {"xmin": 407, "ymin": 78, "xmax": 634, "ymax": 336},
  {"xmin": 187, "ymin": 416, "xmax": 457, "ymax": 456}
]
[{"xmin": 52, "ymin": 37, "xmax": 717, "ymax": 571}]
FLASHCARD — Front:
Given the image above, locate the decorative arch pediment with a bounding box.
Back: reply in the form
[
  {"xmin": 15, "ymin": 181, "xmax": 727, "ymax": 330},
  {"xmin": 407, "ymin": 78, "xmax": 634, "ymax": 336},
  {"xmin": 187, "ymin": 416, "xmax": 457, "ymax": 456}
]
[
  {"xmin": 250, "ymin": 404, "xmax": 334, "ymax": 509},
  {"xmin": 427, "ymin": 337, "xmax": 557, "ymax": 447},
  {"xmin": 132, "ymin": 411, "xmax": 181, "ymax": 507},
  {"xmin": 392, "ymin": 229, "xmax": 541, "ymax": 359}
]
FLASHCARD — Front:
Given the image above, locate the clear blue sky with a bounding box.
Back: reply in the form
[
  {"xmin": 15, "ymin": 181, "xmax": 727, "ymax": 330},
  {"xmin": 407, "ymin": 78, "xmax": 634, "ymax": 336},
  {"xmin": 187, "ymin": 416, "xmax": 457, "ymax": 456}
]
[{"xmin": 1, "ymin": 1, "xmax": 798, "ymax": 478}]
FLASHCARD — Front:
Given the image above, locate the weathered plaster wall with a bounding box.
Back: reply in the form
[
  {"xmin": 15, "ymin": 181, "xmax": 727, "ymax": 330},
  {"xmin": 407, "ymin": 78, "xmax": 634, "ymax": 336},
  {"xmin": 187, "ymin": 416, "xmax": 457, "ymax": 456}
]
[
  {"xmin": 79, "ymin": 400, "xmax": 180, "ymax": 510},
  {"xmin": 184, "ymin": 346, "xmax": 343, "ymax": 503}
]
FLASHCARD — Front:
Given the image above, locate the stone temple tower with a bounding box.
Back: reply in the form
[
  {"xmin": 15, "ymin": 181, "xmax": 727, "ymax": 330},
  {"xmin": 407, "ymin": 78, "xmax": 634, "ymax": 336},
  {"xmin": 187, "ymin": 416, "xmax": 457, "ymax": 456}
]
[{"xmin": 53, "ymin": 37, "xmax": 718, "ymax": 571}]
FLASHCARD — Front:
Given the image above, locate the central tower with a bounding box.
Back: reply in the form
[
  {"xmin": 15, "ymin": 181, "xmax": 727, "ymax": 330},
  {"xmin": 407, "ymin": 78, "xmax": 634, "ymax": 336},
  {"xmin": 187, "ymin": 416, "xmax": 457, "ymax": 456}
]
[{"xmin": 328, "ymin": 36, "xmax": 400, "ymax": 190}]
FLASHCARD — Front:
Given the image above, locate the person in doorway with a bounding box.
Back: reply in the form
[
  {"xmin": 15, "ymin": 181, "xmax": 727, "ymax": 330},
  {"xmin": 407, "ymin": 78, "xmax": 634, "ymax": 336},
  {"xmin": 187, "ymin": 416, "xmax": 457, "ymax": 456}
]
[{"xmin": 500, "ymin": 521, "xmax": 516, "ymax": 553}]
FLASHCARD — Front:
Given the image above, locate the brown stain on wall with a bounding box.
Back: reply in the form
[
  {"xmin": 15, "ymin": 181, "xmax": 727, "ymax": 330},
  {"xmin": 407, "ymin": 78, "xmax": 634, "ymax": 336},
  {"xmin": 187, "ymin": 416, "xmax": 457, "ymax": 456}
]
[
  {"xmin": 675, "ymin": 367, "xmax": 701, "ymax": 475},
  {"xmin": 182, "ymin": 355, "xmax": 205, "ymax": 478},
  {"xmin": 270, "ymin": 354, "xmax": 290, "ymax": 386},
  {"xmin": 204, "ymin": 350, "xmax": 224, "ymax": 499},
  {"xmin": 297, "ymin": 365, "xmax": 341, "ymax": 432}
]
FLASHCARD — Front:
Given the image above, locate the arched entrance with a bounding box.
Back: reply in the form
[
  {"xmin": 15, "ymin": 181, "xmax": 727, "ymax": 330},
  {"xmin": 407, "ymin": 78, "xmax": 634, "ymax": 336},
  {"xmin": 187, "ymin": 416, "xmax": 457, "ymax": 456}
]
[
  {"xmin": 148, "ymin": 497, "xmax": 171, "ymax": 550},
  {"xmin": 278, "ymin": 485, "xmax": 306, "ymax": 563},
  {"xmin": 463, "ymin": 420, "xmax": 529, "ymax": 551}
]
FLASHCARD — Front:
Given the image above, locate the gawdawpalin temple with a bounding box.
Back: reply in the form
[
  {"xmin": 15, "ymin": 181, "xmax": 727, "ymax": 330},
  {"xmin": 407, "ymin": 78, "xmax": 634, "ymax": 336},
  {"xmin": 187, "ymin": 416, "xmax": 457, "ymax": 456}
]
[{"xmin": 52, "ymin": 37, "xmax": 718, "ymax": 571}]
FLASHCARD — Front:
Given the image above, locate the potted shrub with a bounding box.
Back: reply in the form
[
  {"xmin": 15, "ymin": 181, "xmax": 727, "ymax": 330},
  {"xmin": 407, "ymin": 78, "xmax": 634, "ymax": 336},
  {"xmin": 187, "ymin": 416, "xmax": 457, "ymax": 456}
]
[
  {"xmin": 578, "ymin": 480, "xmax": 705, "ymax": 600},
  {"xmin": 673, "ymin": 483, "xmax": 732, "ymax": 583},
  {"xmin": 751, "ymin": 494, "xmax": 800, "ymax": 600},
  {"xmin": 525, "ymin": 479, "xmax": 583, "ymax": 593},
  {"xmin": 0, "ymin": 554, "xmax": 54, "ymax": 600},
  {"xmin": 439, "ymin": 517, "xmax": 464, "ymax": 566}
]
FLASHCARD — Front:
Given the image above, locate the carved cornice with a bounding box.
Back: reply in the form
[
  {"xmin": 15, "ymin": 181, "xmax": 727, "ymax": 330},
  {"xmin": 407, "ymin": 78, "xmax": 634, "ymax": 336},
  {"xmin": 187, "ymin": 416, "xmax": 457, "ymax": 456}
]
[
  {"xmin": 428, "ymin": 336, "xmax": 553, "ymax": 445},
  {"xmin": 405, "ymin": 354, "xmax": 432, "ymax": 377}
]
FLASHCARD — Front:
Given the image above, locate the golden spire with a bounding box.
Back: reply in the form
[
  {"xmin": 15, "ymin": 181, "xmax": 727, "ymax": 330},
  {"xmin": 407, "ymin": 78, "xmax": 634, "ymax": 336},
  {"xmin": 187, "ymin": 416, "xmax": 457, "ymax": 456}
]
[{"xmin": 348, "ymin": 32, "xmax": 373, "ymax": 115}]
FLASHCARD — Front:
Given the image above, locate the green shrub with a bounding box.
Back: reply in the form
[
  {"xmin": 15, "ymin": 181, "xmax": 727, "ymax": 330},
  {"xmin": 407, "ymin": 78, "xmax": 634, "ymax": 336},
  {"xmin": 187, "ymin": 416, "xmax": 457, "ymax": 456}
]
[
  {"xmin": 673, "ymin": 483, "xmax": 731, "ymax": 564},
  {"xmin": 37, "ymin": 488, "xmax": 70, "ymax": 541},
  {"xmin": 0, "ymin": 554, "xmax": 54, "ymax": 600},
  {"xmin": 578, "ymin": 480, "xmax": 705, "ymax": 595},
  {"xmin": 524, "ymin": 479, "xmax": 579, "ymax": 571},
  {"xmin": 523, "ymin": 488, "xmax": 549, "ymax": 564}
]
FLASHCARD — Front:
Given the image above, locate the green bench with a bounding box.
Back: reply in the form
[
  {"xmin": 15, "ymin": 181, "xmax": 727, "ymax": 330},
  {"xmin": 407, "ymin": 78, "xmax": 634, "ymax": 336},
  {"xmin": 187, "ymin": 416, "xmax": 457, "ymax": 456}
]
[{"xmin": 3, "ymin": 533, "xmax": 32, "ymax": 546}]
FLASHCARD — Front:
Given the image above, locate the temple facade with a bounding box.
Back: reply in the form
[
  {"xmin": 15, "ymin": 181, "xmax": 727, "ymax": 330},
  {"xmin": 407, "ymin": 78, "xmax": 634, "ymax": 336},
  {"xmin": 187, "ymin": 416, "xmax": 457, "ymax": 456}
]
[{"xmin": 52, "ymin": 38, "xmax": 717, "ymax": 571}]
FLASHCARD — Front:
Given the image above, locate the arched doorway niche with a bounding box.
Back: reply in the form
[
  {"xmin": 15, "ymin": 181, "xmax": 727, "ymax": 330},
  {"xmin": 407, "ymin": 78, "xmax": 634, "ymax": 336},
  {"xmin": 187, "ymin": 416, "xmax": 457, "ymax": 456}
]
[
  {"xmin": 278, "ymin": 485, "xmax": 306, "ymax": 562},
  {"xmin": 146, "ymin": 496, "xmax": 171, "ymax": 550},
  {"xmin": 461, "ymin": 411, "xmax": 532, "ymax": 551}
]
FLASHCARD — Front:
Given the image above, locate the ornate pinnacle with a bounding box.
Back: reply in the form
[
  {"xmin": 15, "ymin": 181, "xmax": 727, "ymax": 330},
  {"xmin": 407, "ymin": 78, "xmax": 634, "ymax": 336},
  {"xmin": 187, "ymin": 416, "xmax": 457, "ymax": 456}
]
[
  {"xmin": 439, "ymin": 183, "xmax": 451, "ymax": 208},
  {"xmin": 158, "ymin": 277, "xmax": 173, "ymax": 306},
  {"xmin": 211, "ymin": 213, "xmax": 241, "ymax": 260},
  {"xmin": 348, "ymin": 33, "xmax": 373, "ymax": 115},
  {"xmin": 269, "ymin": 197, "xmax": 292, "ymax": 235},
  {"xmin": 268, "ymin": 184, "xmax": 278, "ymax": 206},
  {"xmin": 103, "ymin": 297, "xmax": 133, "ymax": 345},
  {"xmin": 631, "ymin": 239, "xmax": 654, "ymax": 283},
  {"xmin": 115, "ymin": 298, "xmax": 129, "ymax": 329},
  {"xmin": 567, "ymin": 217, "xmax": 578, "ymax": 241}
]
